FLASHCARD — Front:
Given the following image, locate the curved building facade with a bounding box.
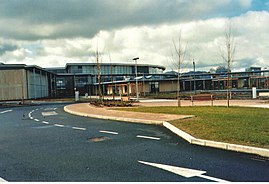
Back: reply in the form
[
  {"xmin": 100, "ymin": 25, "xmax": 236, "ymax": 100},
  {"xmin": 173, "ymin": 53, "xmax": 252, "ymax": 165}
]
[{"xmin": 45, "ymin": 62, "xmax": 166, "ymax": 97}]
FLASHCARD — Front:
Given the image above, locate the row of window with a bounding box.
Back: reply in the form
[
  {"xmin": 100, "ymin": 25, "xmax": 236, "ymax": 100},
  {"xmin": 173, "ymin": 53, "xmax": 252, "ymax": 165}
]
[{"xmin": 67, "ymin": 65, "xmax": 163, "ymax": 75}]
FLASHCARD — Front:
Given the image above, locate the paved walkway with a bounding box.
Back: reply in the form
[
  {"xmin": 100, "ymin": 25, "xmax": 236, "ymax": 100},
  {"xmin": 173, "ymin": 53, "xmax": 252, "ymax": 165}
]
[
  {"xmin": 136, "ymin": 99, "xmax": 269, "ymax": 108},
  {"xmin": 64, "ymin": 99, "xmax": 269, "ymax": 125},
  {"xmin": 64, "ymin": 103, "xmax": 194, "ymax": 125}
]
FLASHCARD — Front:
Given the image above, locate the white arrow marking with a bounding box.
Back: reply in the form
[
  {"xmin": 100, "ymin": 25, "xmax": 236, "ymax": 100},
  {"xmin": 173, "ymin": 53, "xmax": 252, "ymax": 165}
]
[
  {"xmin": 0, "ymin": 109, "xmax": 12, "ymax": 114},
  {"xmin": 0, "ymin": 176, "xmax": 7, "ymax": 182},
  {"xmin": 138, "ymin": 161, "xmax": 229, "ymax": 182}
]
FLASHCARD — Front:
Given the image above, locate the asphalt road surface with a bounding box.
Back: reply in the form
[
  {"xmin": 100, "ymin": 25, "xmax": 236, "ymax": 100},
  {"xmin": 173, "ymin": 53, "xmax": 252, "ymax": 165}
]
[{"xmin": 0, "ymin": 103, "xmax": 268, "ymax": 182}]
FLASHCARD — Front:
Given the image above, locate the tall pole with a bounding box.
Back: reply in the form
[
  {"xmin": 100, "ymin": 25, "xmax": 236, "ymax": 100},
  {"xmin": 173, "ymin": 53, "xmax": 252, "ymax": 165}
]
[
  {"xmin": 177, "ymin": 54, "xmax": 181, "ymax": 107},
  {"xmin": 193, "ymin": 59, "xmax": 196, "ymax": 95},
  {"xmin": 133, "ymin": 57, "xmax": 139, "ymax": 101}
]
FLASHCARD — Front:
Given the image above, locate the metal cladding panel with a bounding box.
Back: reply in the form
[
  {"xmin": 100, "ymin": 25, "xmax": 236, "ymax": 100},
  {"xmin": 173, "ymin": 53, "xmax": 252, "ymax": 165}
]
[
  {"xmin": 0, "ymin": 69, "xmax": 27, "ymax": 100},
  {"xmin": 27, "ymin": 69, "xmax": 49, "ymax": 99}
]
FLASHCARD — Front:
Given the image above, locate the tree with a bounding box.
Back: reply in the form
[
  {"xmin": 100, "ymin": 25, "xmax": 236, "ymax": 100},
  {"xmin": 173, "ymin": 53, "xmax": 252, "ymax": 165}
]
[
  {"xmin": 221, "ymin": 22, "xmax": 236, "ymax": 107},
  {"xmin": 171, "ymin": 31, "xmax": 187, "ymax": 107},
  {"xmin": 95, "ymin": 43, "xmax": 102, "ymax": 101}
]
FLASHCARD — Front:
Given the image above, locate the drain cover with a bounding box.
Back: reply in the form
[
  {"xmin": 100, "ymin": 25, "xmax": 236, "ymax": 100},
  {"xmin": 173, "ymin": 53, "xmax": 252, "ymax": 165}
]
[{"xmin": 87, "ymin": 136, "xmax": 110, "ymax": 142}]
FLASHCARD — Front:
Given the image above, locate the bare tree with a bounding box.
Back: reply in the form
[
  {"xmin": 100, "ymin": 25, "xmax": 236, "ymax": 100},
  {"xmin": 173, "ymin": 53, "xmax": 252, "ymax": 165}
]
[
  {"xmin": 172, "ymin": 31, "xmax": 187, "ymax": 107},
  {"xmin": 95, "ymin": 43, "xmax": 102, "ymax": 101},
  {"xmin": 221, "ymin": 22, "xmax": 236, "ymax": 107}
]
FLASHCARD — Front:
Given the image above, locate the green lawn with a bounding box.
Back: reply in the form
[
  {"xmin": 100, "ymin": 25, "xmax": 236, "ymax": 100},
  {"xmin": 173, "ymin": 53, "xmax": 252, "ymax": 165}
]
[{"xmin": 118, "ymin": 106, "xmax": 269, "ymax": 149}]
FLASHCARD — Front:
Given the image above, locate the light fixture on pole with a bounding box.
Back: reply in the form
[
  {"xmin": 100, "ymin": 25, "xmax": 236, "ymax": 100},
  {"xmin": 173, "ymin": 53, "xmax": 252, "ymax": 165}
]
[
  {"xmin": 133, "ymin": 57, "xmax": 139, "ymax": 100},
  {"xmin": 193, "ymin": 59, "xmax": 196, "ymax": 95}
]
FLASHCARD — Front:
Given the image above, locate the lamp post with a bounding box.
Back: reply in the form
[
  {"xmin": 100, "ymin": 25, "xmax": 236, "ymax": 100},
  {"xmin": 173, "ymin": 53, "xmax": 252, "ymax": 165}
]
[
  {"xmin": 193, "ymin": 59, "xmax": 196, "ymax": 95},
  {"xmin": 133, "ymin": 57, "xmax": 139, "ymax": 100}
]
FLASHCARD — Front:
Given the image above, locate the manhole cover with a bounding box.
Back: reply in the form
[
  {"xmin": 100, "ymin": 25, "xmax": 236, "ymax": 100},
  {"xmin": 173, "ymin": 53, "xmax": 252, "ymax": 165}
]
[{"xmin": 87, "ymin": 136, "xmax": 110, "ymax": 142}]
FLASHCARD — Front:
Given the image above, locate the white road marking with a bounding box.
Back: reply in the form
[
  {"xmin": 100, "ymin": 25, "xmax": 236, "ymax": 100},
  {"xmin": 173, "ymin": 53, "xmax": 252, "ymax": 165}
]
[
  {"xmin": 42, "ymin": 111, "xmax": 58, "ymax": 116},
  {"xmin": 138, "ymin": 161, "xmax": 229, "ymax": 182},
  {"xmin": 34, "ymin": 119, "xmax": 40, "ymax": 122},
  {"xmin": 44, "ymin": 107, "xmax": 57, "ymax": 110},
  {"xmin": 0, "ymin": 109, "xmax": 12, "ymax": 114},
  {"xmin": 72, "ymin": 127, "xmax": 86, "ymax": 131},
  {"xmin": 30, "ymin": 117, "xmax": 33, "ymax": 120},
  {"xmin": 42, "ymin": 121, "xmax": 50, "ymax": 125},
  {"xmin": 99, "ymin": 130, "xmax": 119, "ymax": 135},
  {"xmin": 136, "ymin": 135, "xmax": 160, "ymax": 140},
  {"xmin": 0, "ymin": 176, "xmax": 7, "ymax": 182},
  {"xmin": 199, "ymin": 174, "xmax": 230, "ymax": 182},
  {"xmin": 54, "ymin": 124, "xmax": 65, "ymax": 128}
]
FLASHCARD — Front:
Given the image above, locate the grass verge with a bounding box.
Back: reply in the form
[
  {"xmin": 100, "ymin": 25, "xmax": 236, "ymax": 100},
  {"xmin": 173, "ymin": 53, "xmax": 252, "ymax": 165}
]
[{"xmin": 117, "ymin": 106, "xmax": 269, "ymax": 149}]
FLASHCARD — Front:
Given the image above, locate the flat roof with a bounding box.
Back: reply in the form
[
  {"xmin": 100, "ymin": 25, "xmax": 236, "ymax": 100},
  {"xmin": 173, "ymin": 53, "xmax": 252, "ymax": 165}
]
[
  {"xmin": 0, "ymin": 63, "xmax": 55, "ymax": 75},
  {"xmin": 65, "ymin": 62, "xmax": 166, "ymax": 70}
]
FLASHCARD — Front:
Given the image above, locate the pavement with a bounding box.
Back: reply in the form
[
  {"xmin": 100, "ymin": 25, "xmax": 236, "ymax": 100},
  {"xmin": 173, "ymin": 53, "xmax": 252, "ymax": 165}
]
[
  {"xmin": 64, "ymin": 102, "xmax": 194, "ymax": 125},
  {"xmin": 136, "ymin": 98, "xmax": 269, "ymax": 107},
  {"xmin": 64, "ymin": 99, "xmax": 269, "ymax": 125}
]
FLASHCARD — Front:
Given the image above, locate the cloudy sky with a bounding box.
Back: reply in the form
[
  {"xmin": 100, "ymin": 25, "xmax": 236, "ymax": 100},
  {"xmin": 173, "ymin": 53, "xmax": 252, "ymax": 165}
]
[{"xmin": 0, "ymin": 0, "xmax": 269, "ymax": 72}]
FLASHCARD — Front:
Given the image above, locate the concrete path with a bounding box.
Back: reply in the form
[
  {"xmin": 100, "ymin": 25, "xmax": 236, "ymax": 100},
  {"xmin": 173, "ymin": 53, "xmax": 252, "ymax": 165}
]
[
  {"xmin": 136, "ymin": 99, "xmax": 269, "ymax": 108},
  {"xmin": 64, "ymin": 103, "xmax": 193, "ymax": 125}
]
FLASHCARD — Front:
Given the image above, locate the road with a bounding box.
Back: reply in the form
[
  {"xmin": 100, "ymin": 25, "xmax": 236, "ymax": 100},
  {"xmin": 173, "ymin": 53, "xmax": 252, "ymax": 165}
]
[{"xmin": 0, "ymin": 104, "xmax": 268, "ymax": 182}]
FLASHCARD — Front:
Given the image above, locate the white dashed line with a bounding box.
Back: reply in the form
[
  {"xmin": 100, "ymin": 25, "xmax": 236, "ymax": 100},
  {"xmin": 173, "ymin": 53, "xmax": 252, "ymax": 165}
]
[
  {"xmin": 136, "ymin": 135, "xmax": 161, "ymax": 140},
  {"xmin": 34, "ymin": 119, "xmax": 40, "ymax": 122},
  {"xmin": 99, "ymin": 130, "xmax": 119, "ymax": 135},
  {"xmin": 72, "ymin": 127, "xmax": 86, "ymax": 131},
  {"xmin": 42, "ymin": 121, "xmax": 50, "ymax": 125},
  {"xmin": 54, "ymin": 124, "xmax": 65, "ymax": 128},
  {"xmin": 30, "ymin": 117, "xmax": 33, "ymax": 120},
  {"xmin": 0, "ymin": 109, "xmax": 12, "ymax": 114}
]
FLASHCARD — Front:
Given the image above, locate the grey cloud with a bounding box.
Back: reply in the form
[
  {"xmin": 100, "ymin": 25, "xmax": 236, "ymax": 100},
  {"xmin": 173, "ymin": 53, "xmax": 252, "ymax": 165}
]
[
  {"xmin": 0, "ymin": 43, "xmax": 18, "ymax": 55},
  {"xmin": 0, "ymin": 0, "xmax": 256, "ymax": 40}
]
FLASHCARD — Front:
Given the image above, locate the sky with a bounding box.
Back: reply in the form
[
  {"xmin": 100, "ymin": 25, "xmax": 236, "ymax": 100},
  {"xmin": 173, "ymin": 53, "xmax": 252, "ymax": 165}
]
[{"xmin": 0, "ymin": 0, "xmax": 269, "ymax": 72}]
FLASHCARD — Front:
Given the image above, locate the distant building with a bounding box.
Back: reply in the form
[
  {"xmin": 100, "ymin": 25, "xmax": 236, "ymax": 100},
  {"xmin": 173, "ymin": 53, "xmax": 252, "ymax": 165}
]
[
  {"xmin": 216, "ymin": 66, "xmax": 230, "ymax": 74},
  {"xmin": 245, "ymin": 67, "xmax": 262, "ymax": 72},
  {"xmin": 245, "ymin": 67, "xmax": 262, "ymax": 76}
]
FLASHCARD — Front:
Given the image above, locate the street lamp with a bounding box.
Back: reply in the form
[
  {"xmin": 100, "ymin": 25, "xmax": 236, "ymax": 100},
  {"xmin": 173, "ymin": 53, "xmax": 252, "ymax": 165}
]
[
  {"xmin": 193, "ymin": 59, "xmax": 196, "ymax": 95},
  {"xmin": 133, "ymin": 57, "xmax": 139, "ymax": 100}
]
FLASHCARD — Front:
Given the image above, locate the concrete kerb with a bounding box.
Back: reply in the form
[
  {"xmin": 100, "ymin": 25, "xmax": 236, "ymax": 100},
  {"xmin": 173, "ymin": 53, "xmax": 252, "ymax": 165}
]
[
  {"xmin": 63, "ymin": 106, "xmax": 163, "ymax": 125},
  {"xmin": 163, "ymin": 121, "xmax": 269, "ymax": 158},
  {"xmin": 64, "ymin": 105, "xmax": 269, "ymax": 158}
]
